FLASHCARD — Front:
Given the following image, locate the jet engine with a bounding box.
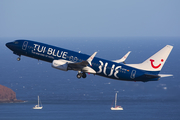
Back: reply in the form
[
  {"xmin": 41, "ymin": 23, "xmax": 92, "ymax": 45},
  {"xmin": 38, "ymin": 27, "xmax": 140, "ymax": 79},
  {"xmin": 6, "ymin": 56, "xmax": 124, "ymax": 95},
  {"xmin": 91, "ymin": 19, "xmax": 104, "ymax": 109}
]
[{"xmin": 52, "ymin": 60, "xmax": 69, "ymax": 71}]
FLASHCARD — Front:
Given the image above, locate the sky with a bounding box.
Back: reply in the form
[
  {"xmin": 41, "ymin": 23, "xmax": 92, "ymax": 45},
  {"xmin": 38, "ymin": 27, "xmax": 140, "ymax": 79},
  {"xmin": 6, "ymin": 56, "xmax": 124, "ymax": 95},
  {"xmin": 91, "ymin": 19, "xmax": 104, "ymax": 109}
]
[{"xmin": 0, "ymin": 0, "xmax": 180, "ymax": 38}]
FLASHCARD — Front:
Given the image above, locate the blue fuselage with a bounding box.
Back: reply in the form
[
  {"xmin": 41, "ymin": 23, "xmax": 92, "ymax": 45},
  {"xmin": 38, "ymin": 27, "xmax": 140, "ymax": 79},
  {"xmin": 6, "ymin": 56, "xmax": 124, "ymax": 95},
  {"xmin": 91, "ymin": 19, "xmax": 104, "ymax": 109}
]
[{"xmin": 6, "ymin": 40, "xmax": 160, "ymax": 82}]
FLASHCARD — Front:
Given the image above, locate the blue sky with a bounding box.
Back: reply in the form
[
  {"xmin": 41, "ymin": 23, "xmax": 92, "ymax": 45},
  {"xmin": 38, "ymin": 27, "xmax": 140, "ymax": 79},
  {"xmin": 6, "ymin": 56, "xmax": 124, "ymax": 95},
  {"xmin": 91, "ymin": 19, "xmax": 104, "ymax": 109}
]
[{"xmin": 0, "ymin": 0, "xmax": 180, "ymax": 37}]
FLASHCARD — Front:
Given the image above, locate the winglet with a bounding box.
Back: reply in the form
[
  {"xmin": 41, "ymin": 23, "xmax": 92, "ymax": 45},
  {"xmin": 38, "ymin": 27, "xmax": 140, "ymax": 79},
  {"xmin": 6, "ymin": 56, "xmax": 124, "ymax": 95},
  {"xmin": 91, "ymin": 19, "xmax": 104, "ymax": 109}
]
[
  {"xmin": 87, "ymin": 52, "xmax": 97, "ymax": 66},
  {"xmin": 113, "ymin": 51, "xmax": 131, "ymax": 63}
]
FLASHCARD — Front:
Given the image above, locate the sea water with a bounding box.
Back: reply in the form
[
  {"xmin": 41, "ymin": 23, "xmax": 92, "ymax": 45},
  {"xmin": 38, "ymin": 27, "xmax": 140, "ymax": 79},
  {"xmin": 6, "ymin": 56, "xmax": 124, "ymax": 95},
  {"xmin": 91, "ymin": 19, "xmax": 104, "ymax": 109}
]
[{"xmin": 0, "ymin": 37, "xmax": 180, "ymax": 120}]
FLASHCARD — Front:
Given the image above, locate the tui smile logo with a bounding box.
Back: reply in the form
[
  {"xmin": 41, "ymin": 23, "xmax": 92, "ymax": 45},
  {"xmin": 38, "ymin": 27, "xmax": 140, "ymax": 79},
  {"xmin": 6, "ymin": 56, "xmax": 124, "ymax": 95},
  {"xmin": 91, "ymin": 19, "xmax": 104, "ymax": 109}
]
[{"xmin": 150, "ymin": 59, "xmax": 164, "ymax": 69}]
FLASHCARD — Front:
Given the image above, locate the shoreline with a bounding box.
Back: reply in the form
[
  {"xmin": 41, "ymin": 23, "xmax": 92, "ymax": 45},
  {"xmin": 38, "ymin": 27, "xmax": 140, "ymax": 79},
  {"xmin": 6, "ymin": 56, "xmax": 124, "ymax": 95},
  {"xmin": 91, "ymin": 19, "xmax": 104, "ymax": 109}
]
[{"xmin": 0, "ymin": 99, "xmax": 25, "ymax": 103}]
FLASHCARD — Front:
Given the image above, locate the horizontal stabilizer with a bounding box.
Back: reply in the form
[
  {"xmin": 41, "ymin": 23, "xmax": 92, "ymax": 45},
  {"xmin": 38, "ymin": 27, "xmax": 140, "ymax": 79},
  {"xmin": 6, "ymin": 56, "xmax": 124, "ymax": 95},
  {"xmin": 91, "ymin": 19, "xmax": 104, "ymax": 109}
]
[
  {"xmin": 143, "ymin": 74, "xmax": 173, "ymax": 79},
  {"xmin": 144, "ymin": 74, "xmax": 160, "ymax": 79},
  {"xmin": 158, "ymin": 74, "xmax": 173, "ymax": 77}
]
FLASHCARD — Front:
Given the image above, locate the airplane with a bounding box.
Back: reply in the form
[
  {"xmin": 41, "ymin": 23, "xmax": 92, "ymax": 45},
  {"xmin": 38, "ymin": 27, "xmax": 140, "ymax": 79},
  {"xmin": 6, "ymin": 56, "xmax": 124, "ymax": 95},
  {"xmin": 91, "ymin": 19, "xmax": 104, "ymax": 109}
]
[{"xmin": 6, "ymin": 40, "xmax": 173, "ymax": 82}]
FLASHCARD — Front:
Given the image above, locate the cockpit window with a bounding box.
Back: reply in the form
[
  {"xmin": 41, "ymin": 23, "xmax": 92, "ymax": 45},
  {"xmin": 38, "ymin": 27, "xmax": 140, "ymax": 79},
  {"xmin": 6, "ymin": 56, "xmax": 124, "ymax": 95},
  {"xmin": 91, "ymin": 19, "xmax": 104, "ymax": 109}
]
[{"xmin": 14, "ymin": 41, "xmax": 19, "ymax": 44}]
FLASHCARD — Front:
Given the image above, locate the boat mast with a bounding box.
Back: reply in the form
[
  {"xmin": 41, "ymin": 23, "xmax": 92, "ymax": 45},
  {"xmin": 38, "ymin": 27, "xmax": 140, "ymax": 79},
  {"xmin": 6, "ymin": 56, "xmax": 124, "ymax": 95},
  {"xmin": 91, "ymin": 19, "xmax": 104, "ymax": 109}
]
[
  {"xmin": 115, "ymin": 93, "xmax": 117, "ymax": 107},
  {"xmin": 38, "ymin": 96, "xmax": 39, "ymax": 107}
]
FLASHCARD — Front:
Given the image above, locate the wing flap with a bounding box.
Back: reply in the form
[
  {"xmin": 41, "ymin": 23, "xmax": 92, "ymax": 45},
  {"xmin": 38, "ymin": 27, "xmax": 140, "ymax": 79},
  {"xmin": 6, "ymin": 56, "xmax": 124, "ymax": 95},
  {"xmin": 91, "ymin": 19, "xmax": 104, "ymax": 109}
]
[{"xmin": 68, "ymin": 52, "xmax": 97, "ymax": 73}]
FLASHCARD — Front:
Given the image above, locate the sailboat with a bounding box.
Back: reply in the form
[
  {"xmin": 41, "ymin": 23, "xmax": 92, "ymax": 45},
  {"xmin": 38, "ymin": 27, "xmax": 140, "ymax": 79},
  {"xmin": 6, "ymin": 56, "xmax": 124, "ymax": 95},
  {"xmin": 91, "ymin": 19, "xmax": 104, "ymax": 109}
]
[
  {"xmin": 111, "ymin": 92, "xmax": 123, "ymax": 110},
  {"xmin": 33, "ymin": 96, "xmax": 43, "ymax": 109}
]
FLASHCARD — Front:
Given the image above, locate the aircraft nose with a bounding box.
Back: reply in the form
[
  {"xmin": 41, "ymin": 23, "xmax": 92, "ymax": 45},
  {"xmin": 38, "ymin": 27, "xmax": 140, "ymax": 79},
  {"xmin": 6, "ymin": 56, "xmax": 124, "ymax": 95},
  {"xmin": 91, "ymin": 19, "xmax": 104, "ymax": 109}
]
[{"xmin": 6, "ymin": 42, "xmax": 14, "ymax": 50}]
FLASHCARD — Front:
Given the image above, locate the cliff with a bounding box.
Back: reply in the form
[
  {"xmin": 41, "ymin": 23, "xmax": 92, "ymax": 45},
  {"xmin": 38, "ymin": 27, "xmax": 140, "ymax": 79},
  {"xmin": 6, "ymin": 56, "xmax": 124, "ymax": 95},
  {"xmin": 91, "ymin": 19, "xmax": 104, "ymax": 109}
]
[{"xmin": 0, "ymin": 84, "xmax": 23, "ymax": 103}]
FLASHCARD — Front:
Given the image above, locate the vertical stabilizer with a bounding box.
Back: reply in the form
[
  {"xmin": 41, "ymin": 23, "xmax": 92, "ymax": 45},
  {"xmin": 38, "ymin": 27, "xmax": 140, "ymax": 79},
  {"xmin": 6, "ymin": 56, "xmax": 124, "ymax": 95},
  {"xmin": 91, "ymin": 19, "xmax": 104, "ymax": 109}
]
[{"xmin": 126, "ymin": 45, "xmax": 173, "ymax": 71}]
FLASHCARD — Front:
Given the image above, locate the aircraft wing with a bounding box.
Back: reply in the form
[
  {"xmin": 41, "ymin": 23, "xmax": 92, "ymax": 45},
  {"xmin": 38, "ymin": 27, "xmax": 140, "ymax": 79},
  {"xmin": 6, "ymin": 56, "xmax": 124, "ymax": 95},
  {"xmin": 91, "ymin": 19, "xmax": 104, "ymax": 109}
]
[
  {"xmin": 113, "ymin": 51, "xmax": 131, "ymax": 63},
  {"xmin": 68, "ymin": 52, "xmax": 97, "ymax": 74}
]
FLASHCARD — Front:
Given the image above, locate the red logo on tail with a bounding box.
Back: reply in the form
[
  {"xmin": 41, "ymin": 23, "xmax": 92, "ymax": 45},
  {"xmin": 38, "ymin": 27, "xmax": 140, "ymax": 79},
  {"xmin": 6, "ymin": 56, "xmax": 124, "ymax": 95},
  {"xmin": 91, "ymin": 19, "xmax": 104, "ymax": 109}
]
[{"xmin": 150, "ymin": 59, "xmax": 163, "ymax": 69}]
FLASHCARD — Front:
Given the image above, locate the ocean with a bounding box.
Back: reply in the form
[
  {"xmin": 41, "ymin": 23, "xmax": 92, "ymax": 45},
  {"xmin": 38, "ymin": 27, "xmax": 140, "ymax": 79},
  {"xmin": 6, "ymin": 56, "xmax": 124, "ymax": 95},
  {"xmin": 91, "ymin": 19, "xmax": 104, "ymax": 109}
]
[{"xmin": 0, "ymin": 37, "xmax": 180, "ymax": 120}]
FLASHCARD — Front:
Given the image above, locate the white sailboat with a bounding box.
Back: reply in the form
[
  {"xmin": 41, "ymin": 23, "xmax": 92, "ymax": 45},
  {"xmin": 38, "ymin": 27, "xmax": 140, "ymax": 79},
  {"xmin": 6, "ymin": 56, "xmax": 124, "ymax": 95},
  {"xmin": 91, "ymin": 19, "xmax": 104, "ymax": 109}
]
[
  {"xmin": 33, "ymin": 96, "xmax": 43, "ymax": 109},
  {"xmin": 111, "ymin": 92, "xmax": 123, "ymax": 110}
]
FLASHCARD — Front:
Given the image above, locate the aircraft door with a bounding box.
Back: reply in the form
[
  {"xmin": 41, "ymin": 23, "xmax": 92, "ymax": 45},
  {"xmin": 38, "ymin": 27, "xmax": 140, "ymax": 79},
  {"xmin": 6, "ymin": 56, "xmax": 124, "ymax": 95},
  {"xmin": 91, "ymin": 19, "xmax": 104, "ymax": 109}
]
[
  {"xmin": 22, "ymin": 41, "xmax": 28, "ymax": 50},
  {"xmin": 130, "ymin": 70, "xmax": 136, "ymax": 79}
]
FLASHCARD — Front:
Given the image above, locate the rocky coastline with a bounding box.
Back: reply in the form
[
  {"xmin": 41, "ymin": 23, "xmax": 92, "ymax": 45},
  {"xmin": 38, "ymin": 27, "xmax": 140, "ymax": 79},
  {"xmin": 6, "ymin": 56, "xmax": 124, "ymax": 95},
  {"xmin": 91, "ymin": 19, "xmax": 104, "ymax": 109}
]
[{"xmin": 0, "ymin": 84, "xmax": 24, "ymax": 103}]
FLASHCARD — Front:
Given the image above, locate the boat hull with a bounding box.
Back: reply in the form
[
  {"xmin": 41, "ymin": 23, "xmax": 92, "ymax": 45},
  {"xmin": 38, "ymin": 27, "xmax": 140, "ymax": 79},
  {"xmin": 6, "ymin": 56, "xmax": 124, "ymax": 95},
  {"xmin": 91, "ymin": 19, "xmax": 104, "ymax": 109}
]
[
  {"xmin": 111, "ymin": 107, "xmax": 123, "ymax": 110},
  {"xmin": 33, "ymin": 106, "xmax": 43, "ymax": 109}
]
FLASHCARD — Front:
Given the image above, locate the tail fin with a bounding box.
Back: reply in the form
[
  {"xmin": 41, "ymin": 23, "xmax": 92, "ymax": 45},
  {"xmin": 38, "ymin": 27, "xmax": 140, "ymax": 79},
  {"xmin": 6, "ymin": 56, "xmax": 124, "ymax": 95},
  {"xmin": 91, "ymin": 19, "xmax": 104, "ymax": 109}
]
[{"xmin": 127, "ymin": 45, "xmax": 173, "ymax": 71}]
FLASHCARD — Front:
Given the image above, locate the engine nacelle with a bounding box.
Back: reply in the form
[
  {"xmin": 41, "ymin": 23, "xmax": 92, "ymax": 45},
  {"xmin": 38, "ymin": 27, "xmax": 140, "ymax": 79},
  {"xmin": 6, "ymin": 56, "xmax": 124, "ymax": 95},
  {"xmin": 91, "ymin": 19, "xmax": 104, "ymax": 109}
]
[{"xmin": 52, "ymin": 60, "xmax": 69, "ymax": 71}]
